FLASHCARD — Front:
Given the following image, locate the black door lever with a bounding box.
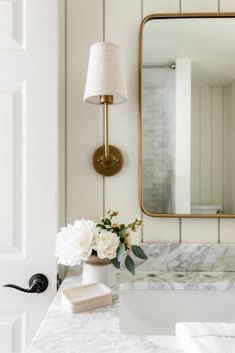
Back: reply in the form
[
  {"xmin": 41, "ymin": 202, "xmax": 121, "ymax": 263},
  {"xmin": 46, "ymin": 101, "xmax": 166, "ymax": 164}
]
[{"xmin": 3, "ymin": 274, "xmax": 48, "ymax": 293}]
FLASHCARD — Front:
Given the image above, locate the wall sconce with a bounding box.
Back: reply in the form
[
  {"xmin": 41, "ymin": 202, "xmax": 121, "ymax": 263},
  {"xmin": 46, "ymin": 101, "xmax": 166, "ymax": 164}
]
[{"xmin": 84, "ymin": 42, "xmax": 128, "ymax": 176}]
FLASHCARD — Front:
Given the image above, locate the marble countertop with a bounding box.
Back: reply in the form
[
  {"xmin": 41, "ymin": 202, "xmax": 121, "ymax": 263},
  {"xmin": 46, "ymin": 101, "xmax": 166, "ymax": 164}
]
[
  {"xmin": 120, "ymin": 270, "xmax": 235, "ymax": 291},
  {"xmin": 27, "ymin": 269, "xmax": 235, "ymax": 353}
]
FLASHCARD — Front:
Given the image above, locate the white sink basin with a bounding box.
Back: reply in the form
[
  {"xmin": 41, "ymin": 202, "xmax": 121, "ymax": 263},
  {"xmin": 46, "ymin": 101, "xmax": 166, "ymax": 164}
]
[{"xmin": 119, "ymin": 271, "xmax": 235, "ymax": 335}]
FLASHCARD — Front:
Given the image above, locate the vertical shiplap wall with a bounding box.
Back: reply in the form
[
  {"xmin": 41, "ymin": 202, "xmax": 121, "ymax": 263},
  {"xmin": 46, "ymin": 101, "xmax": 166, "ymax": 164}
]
[
  {"xmin": 191, "ymin": 86, "xmax": 224, "ymax": 210},
  {"xmin": 67, "ymin": 0, "xmax": 235, "ymax": 244},
  {"xmin": 67, "ymin": 0, "xmax": 103, "ymax": 222},
  {"xmin": 223, "ymin": 85, "xmax": 233, "ymax": 214},
  {"xmin": 104, "ymin": 0, "xmax": 142, "ymax": 225}
]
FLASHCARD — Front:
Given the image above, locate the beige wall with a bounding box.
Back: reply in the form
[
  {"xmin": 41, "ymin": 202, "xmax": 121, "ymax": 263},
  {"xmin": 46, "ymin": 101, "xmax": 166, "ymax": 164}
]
[
  {"xmin": 191, "ymin": 84, "xmax": 235, "ymax": 215},
  {"xmin": 191, "ymin": 86, "xmax": 224, "ymax": 211},
  {"xmin": 67, "ymin": 0, "xmax": 235, "ymax": 244}
]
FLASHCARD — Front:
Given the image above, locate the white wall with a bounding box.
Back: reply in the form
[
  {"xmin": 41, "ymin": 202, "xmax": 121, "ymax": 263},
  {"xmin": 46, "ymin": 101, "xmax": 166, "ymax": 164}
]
[
  {"xmin": 67, "ymin": 0, "xmax": 235, "ymax": 244},
  {"xmin": 191, "ymin": 83, "xmax": 235, "ymax": 215},
  {"xmin": 224, "ymin": 82, "xmax": 235, "ymax": 214},
  {"xmin": 191, "ymin": 85, "xmax": 224, "ymax": 209},
  {"xmin": 175, "ymin": 59, "xmax": 191, "ymax": 214}
]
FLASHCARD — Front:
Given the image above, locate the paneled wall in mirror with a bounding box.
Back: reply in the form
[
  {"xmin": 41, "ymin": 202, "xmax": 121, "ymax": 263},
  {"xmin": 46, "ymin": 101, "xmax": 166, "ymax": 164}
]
[{"xmin": 139, "ymin": 14, "xmax": 235, "ymax": 217}]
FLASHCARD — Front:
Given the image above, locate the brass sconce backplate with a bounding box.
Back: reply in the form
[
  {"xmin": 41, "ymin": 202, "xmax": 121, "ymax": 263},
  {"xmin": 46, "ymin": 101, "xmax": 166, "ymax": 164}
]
[{"xmin": 93, "ymin": 145, "xmax": 123, "ymax": 176}]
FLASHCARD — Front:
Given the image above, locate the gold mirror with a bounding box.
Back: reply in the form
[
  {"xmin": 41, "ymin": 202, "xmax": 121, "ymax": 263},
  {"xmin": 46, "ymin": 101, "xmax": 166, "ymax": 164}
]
[{"xmin": 139, "ymin": 13, "xmax": 235, "ymax": 218}]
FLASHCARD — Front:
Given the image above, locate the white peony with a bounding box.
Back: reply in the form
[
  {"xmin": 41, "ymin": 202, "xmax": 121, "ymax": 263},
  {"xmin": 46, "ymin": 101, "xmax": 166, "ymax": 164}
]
[
  {"xmin": 93, "ymin": 230, "xmax": 119, "ymax": 260},
  {"xmin": 124, "ymin": 230, "xmax": 140, "ymax": 249},
  {"xmin": 55, "ymin": 219, "xmax": 98, "ymax": 266}
]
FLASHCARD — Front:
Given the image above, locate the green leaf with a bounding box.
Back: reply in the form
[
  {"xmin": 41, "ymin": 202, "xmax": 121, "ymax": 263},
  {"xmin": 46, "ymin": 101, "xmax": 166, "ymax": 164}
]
[
  {"xmin": 104, "ymin": 218, "xmax": 111, "ymax": 226},
  {"xmin": 131, "ymin": 245, "xmax": 148, "ymax": 259},
  {"xmin": 125, "ymin": 255, "xmax": 135, "ymax": 275},
  {"xmin": 97, "ymin": 224, "xmax": 107, "ymax": 230},
  {"xmin": 119, "ymin": 224, "xmax": 125, "ymax": 231},
  {"xmin": 117, "ymin": 244, "xmax": 126, "ymax": 262},
  {"xmin": 112, "ymin": 257, "xmax": 120, "ymax": 269}
]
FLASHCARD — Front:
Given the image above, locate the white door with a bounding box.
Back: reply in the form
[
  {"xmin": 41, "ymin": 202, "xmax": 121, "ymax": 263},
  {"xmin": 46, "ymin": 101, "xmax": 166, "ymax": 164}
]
[{"xmin": 0, "ymin": 1, "xmax": 59, "ymax": 352}]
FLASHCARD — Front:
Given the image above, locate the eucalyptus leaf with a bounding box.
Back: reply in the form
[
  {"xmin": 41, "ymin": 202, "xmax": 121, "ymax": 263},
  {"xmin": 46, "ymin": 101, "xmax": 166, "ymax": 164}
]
[
  {"xmin": 125, "ymin": 255, "xmax": 135, "ymax": 275},
  {"xmin": 112, "ymin": 257, "xmax": 120, "ymax": 269},
  {"xmin": 131, "ymin": 245, "xmax": 148, "ymax": 259},
  {"xmin": 117, "ymin": 244, "xmax": 126, "ymax": 262}
]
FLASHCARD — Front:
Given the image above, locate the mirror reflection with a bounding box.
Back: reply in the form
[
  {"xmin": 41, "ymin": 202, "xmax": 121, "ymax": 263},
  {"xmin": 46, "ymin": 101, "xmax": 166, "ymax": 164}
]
[{"xmin": 141, "ymin": 16, "xmax": 235, "ymax": 215}]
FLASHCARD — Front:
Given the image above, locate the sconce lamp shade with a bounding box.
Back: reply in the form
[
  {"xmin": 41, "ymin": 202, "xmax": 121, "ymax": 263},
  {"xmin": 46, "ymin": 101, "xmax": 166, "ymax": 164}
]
[{"xmin": 84, "ymin": 42, "xmax": 128, "ymax": 105}]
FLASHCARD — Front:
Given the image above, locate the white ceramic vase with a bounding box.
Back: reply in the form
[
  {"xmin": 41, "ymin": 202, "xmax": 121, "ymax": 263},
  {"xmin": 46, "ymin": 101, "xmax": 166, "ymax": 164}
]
[{"xmin": 82, "ymin": 255, "xmax": 116, "ymax": 288}]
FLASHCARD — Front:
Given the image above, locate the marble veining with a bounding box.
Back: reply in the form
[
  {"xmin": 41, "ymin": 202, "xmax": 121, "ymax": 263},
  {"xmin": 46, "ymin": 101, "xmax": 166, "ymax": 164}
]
[
  {"xmin": 27, "ymin": 270, "xmax": 184, "ymax": 353},
  {"xmin": 120, "ymin": 271, "xmax": 235, "ymax": 291},
  {"xmin": 27, "ymin": 244, "xmax": 235, "ymax": 352},
  {"xmin": 27, "ymin": 267, "xmax": 235, "ymax": 353},
  {"xmin": 135, "ymin": 243, "xmax": 235, "ymax": 272}
]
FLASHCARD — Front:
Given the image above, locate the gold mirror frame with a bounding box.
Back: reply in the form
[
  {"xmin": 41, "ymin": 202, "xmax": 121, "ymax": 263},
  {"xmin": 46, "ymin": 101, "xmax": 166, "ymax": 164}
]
[{"xmin": 139, "ymin": 12, "xmax": 235, "ymax": 218}]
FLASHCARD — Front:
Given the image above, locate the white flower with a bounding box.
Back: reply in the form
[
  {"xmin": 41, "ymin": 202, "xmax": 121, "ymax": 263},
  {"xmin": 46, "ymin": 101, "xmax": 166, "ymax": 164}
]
[
  {"xmin": 93, "ymin": 230, "xmax": 119, "ymax": 260},
  {"xmin": 55, "ymin": 219, "xmax": 98, "ymax": 266},
  {"xmin": 107, "ymin": 209, "xmax": 119, "ymax": 217},
  {"xmin": 124, "ymin": 230, "xmax": 140, "ymax": 249}
]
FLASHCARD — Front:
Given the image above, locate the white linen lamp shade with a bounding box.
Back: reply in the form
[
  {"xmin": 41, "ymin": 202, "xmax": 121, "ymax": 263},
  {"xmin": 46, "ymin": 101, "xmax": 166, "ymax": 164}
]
[
  {"xmin": 84, "ymin": 42, "xmax": 128, "ymax": 104},
  {"xmin": 83, "ymin": 41, "xmax": 127, "ymax": 176}
]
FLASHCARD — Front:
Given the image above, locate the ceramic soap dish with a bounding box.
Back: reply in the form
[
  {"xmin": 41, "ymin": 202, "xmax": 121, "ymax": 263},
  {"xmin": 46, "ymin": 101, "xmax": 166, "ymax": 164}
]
[{"xmin": 61, "ymin": 282, "xmax": 112, "ymax": 313}]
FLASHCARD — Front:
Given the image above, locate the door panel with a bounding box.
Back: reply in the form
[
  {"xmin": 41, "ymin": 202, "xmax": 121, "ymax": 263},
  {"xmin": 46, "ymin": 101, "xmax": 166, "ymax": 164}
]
[
  {"xmin": 0, "ymin": 312, "xmax": 24, "ymax": 353},
  {"xmin": 0, "ymin": 1, "xmax": 59, "ymax": 351},
  {"xmin": 0, "ymin": 0, "xmax": 25, "ymax": 50},
  {"xmin": 0, "ymin": 83, "xmax": 26, "ymax": 256}
]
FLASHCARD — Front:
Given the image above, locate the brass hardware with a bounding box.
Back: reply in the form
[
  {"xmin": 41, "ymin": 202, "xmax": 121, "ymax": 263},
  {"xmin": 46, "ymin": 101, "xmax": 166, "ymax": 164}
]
[
  {"xmin": 93, "ymin": 145, "xmax": 123, "ymax": 176},
  {"xmin": 104, "ymin": 102, "xmax": 109, "ymax": 160},
  {"xmin": 100, "ymin": 95, "xmax": 113, "ymax": 104},
  {"xmin": 100, "ymin": 95, "xmax": 113, "ymax": 161},
  {"xmin": 92, "ymin": 95, "xmax": 123, "ymax": 176},
  {"xmin": 139, "ymin": 12, "xmax": 235, "ymax": 218}
]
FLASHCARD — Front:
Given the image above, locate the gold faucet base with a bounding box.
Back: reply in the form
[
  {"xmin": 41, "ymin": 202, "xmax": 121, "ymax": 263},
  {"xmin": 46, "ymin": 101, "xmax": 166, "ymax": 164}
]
[{"xmin": 93, "ymin": 145, "xmax": 123, "ymax": 176}]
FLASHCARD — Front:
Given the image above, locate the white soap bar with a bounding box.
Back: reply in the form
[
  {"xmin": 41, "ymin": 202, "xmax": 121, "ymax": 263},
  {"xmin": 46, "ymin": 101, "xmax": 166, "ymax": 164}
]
[{"xmin": 61, "ymin": 282, "xmax": 112, "ymax": 313}]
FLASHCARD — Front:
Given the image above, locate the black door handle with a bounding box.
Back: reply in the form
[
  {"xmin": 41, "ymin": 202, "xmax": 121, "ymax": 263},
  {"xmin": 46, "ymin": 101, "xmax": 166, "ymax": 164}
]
[{"xmin": 3, "ymin": 274, "xmax": 48, "ymax": 293}]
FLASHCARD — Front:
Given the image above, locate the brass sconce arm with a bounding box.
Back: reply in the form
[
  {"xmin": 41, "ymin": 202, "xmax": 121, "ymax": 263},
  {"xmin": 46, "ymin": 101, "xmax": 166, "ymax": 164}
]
[
  {"xmin": 100, "ymin": 95, "xmax": 113, "ymax": 161},
  {"xmin": 93, "ymin": 95, "xmax": 123, "ymax": 176}
]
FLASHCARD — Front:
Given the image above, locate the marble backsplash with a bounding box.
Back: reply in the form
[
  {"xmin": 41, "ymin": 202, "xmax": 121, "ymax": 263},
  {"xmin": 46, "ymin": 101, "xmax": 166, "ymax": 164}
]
[
  {"xmin": 135, "ymin": 243, "xmax": 235, "ymax": 272},
  {"xmin": 66, "ymin": 243, "xmax": 235, "ymax": 275}
]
